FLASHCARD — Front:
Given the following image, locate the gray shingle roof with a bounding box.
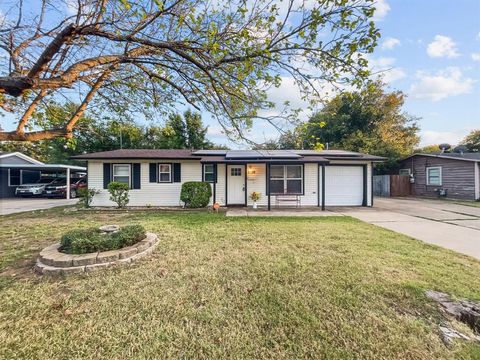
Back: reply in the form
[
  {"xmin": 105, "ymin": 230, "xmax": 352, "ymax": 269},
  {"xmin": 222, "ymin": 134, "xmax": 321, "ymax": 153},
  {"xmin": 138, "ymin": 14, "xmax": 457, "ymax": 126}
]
[{"xmin": 72, "ymin": 148, "xmax": 385, "ymax": 162}]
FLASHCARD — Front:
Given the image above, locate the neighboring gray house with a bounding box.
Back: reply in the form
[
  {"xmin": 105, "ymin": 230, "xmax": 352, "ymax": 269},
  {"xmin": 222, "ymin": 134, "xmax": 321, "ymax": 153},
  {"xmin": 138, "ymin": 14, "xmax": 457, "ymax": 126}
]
[
  {"xmin": 398, "ymin": 153, "xmax": 480, "ymax": 200},
  {"xmin": 0, "ymin": 152, "xmax": 87, "ymax": 199},
  {"xmin": 0, "ymin": 152, "xmax": 43, "ymax": 198},
  {"xmin": 72, "ymin": 149, "xmax": 385, "ymax": 209}
]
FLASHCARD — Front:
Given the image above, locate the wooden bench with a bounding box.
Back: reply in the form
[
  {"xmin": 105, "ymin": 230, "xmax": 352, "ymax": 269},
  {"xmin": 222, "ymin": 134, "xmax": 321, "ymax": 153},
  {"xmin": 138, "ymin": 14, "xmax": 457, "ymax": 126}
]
[{"xmin": 275, "ymin": 194, "xmax": 301, "ymax": 208}]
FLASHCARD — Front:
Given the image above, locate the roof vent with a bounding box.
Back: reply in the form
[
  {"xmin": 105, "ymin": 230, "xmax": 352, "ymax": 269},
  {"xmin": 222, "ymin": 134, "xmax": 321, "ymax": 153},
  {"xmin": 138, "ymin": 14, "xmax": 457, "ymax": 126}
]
[{"xmin": 438, "ymin": 143, "xmax": 451, "ymax": 153}]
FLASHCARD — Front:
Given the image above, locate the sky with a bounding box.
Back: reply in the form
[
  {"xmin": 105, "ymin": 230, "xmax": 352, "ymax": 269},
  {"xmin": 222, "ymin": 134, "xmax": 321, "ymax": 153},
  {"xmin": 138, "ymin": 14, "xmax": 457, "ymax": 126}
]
[{"xmin": 1, "ymin": 0, "xmax": 479, "ymax": 148}]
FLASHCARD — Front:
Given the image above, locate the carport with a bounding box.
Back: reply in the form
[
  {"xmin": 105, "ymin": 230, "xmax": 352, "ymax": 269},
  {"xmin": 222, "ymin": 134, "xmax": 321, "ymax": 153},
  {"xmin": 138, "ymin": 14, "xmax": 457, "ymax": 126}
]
[{"xmin": 0, "ymin": 164, "xmax": 86, "ymax": 199}]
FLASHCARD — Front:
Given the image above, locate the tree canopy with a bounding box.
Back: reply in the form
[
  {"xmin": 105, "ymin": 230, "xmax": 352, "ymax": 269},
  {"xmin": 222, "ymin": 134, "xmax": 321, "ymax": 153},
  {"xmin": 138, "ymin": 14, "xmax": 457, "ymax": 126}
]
[
  {"xmin": 270, "ymin": 81, "xmax": 420, "ymax": 172},
  {"xmin": 0, "ymin": 0, "xmax": 379, "ymax": 141},
  {"xmin": 0, "ymin": 106, "xmax": 223, "ymax": 163},
  {"xmin": 462, "ymin": 129, "xmax": 480, "ymax": 152}
]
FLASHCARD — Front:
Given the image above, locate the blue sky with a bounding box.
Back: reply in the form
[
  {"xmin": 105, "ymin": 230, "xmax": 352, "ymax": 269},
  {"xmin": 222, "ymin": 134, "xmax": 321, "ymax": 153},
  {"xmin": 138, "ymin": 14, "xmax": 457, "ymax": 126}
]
[
  {"xmin": 207, "ymin": 0, "xmax": 480, "ymax": 147},
  {"xmin": 1, "ymin": 0, "xmax": 479, "ymax": 148}
]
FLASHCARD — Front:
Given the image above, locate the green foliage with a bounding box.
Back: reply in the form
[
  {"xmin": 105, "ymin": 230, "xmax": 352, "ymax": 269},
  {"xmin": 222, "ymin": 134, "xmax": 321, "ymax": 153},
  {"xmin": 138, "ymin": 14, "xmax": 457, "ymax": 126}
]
[
  {"xmin": 60, "ymin": 225, "xmax": 146, "ymax": 254},
  {"xmin": 180, "ymin": 182, "xmax": 212, "ymax": 208},
  {"xmin": 463, "ymin": 129, "xmax": 480, "ymax": 152},
  {"xmin": 107, "ymin": 182, "xmax": 130, "ymax": 208},
  {"xmin": 78, "ymin": 188, "xmax": 100, "ymax": 208},
  {"xmin": 278, "ymin": 81, "xmax": 419, "ymax": 173},
  {"xmin": 1, "ymin": 0, "xmax": 379, "ymax": 142},
  {"xmin": 0, "ymin": 106, "xmax": 222, "ymax": 164},
  {"xmin": 414, "ymin": 144, "xmax": 441, "ymax": 154}
]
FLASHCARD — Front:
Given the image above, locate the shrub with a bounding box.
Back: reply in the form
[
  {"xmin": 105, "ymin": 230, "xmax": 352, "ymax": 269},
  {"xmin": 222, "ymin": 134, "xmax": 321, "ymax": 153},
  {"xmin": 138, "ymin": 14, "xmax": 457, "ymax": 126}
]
[
  {"xmin": 78, "ymin": 188, "xmax": 100, "ymax": 208},
  {"xmin": 107, "ymin": 181, "xmax": 130, "ymax": 208},
  {"xmin": 60, "ymin": 225, "xmax": 146, "ymax": 254},
  {"xmin": 180, "ymin": 181, "xmax": 212, "ymax": 208}
]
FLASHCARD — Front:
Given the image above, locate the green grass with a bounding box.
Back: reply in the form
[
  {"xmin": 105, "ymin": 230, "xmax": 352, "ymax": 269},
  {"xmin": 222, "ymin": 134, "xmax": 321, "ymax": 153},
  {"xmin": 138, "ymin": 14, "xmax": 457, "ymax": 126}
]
[{"xmin": 1, "ymin": 208, "xmax": 479, "ymax": 359}]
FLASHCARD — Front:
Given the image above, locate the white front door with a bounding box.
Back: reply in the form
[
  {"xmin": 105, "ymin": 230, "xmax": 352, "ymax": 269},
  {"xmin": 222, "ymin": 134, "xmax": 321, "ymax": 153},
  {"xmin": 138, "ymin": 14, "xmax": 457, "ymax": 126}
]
[{"xmin": 227, "ymin": 165, "xmax": 245, "ymax": 205}]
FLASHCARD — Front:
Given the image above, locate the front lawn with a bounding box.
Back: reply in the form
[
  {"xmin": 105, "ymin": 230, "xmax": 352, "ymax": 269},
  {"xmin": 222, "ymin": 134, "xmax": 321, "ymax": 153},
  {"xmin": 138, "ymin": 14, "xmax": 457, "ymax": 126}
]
[{"xmin": 1, "ymin": 209, "xmax": 479, "ymax": 359}]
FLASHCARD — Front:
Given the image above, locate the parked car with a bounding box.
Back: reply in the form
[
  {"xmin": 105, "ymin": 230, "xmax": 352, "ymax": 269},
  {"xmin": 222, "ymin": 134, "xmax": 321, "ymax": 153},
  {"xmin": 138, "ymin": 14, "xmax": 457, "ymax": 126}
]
[
  {"xmin": 15, "ymin": 177, "xmax": 59, "ymax": 197},
  {"xmin": 44, "ymin": 177, "xmax": 87, "ymax": 198}
]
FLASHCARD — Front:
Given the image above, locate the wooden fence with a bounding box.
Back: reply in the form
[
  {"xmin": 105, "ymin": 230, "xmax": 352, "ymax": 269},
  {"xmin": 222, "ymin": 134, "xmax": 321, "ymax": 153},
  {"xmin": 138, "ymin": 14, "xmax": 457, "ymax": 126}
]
[{"xmin": 373, "ymin": 175, "xmax": 411, "ymax": 197}]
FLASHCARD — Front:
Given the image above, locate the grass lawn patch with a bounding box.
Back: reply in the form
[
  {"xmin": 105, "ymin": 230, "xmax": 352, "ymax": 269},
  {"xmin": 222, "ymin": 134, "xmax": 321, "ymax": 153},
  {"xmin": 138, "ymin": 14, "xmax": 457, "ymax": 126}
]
[{"xmin": 0, "ymin": 208, "xmax": 479, "ymax": 359}]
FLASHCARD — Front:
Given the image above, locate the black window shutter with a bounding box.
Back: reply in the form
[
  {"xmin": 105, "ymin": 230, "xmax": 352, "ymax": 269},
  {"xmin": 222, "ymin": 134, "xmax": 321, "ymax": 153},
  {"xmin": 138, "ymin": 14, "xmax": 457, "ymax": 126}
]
[
  {"xmin": 173, "ymin": 163, "xmax": 181, "ymax": 182},
  {"xmin": 103, "ymin": 163, "xmax": 111, "ymax": 189},
  {"xmin": 149, "ymin": 163, "xmax": 157, "ymax": 183},
  {"xmin": 133, "ymin": 163, "xmax": 141, "ymax": 189},
  {"xmin": 214, "ymin": 164, "xmax": 218, "ymax": 183}
]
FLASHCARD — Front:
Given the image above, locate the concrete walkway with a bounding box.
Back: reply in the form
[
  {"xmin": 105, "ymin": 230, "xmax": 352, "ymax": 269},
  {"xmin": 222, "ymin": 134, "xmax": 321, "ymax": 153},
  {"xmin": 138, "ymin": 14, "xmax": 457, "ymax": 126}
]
[
  {"xmin": 226, "ymin": 198, "xmax": 480, "ymax": 260},
  {"xmin": 0, "ymin": 198, "xmax": 78, "ymax": 215}
]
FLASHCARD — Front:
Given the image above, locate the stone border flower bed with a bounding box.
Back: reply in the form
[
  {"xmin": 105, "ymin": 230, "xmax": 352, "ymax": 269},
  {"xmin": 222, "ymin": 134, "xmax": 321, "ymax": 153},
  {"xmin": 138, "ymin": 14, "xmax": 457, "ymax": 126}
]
[{"xmin": 35, "ymin": 232, "xmax": 158, "ymax": 276}]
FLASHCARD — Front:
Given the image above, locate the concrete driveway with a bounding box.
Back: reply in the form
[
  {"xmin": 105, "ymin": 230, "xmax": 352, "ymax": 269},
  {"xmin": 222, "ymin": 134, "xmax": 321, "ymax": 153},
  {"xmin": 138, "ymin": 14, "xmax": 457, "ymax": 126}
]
[
  {"xmin": 0, "ymin": 198, "xmax": 78, "ymax": 215},
  {"xmin": 337, "ymin": 197, "xmax": 480, "ymax": 260}
]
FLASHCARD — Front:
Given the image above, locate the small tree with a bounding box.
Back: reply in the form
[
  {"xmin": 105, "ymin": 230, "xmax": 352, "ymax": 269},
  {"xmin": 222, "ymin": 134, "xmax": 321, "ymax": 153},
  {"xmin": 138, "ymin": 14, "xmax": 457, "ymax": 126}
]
[
  {"xmin": 180, "ymin": 182, "xmax": 212, "ymax": 208},
  {"xmin": 78, "ymin": 188, "xmax": 100, "ymax": 208},
  {"xmin": 107, "ymin": 182, "xmax": 130, "ymax": 208}
]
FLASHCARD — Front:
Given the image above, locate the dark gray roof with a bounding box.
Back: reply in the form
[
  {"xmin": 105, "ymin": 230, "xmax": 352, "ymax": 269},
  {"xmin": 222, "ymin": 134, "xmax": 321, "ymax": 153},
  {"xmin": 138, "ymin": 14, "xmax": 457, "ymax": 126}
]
[
  {"xmin": 72, "ymin": 149, "xmax": 197, "ymax": 159},
  {"xmin": 72, "ymin": 148, "xmax": 385, "ymax": 162},
  {"xmin": 403, "ymin": 152, "xmax": 480, "ymax": 162}
]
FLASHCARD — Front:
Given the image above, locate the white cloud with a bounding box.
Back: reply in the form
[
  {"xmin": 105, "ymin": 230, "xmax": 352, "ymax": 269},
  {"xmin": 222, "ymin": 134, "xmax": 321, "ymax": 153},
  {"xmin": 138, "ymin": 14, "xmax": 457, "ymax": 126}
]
[
  {"xmin": 381, "ymin": 37, "xmax": 400, "ymax": 50},
  {"xmin": 368, "ymin": 57, "xmax": 406, "ymax": 83},
  {"xmin": 410, "ymin": 67, "xmax": 475, "ymax": 101},
  {"xmin": 471, "ymin": 53, "xmax": 480, "ymax": 61},
  {"xmin": 427, "ymin": 35, "xmax": 460, "ymax": 58},
  {"xmin": 373, "ymin": 0, "xmax": 391, "ymax": 21},
  {"xmin": 207, "ymin": 125, "xmax": 225, "ymax": 137},
  {"xmin": 420, "ymin": 130, "xmax": 466, "ymax": 147}
]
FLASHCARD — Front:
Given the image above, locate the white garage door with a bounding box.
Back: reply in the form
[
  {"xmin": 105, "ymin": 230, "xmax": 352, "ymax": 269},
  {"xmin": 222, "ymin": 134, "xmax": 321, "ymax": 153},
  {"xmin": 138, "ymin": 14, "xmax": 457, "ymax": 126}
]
[{"xmin": 324, "ymin": 166, "xmax": 364, "ymax": 206}]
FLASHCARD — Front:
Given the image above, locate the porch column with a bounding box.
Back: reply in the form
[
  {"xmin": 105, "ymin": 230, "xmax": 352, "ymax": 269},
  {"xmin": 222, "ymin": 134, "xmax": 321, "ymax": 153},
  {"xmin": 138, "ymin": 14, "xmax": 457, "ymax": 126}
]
[
  {"xmin": 321, "ymin": 164, "xmax": 325, "ymax": 211},
  {"xmin": 66, "ymin": 168, "xmax": 71, "ymax": 200},
  {"xmin": 266, "ymin": 163, "xmax": 271, "ymax": 210},
  {"xmin": 213, "ymin": 165, "xmax": 217, "ymax": 204}
]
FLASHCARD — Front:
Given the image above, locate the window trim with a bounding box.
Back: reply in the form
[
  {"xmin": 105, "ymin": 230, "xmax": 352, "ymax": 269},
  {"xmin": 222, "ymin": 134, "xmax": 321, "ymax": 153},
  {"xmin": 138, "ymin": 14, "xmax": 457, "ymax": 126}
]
[
  {"xmin": 269, "ymin": 164, "xmax": 304, "ymax": 195},
  {"xmin": 426, "ymin": 166, "xmax": 442, "ymax": 186},
  {"xmin": 158, "ymin": 163, "xmax": 173, "ymax": 183},
  {"xmin": 8, "ymin": 169, "xmax": 22, "ymax": 187},
  {"xmin": 399, "ymin": 168, "xmax": 411, "ymax": 176},
  {"xmin": 112, "ymin": 163, "xmax": 132, "ymax": 187},
  {"xmin": 203, "ymin": 163, "xmax": 216, "ymax": 183}
]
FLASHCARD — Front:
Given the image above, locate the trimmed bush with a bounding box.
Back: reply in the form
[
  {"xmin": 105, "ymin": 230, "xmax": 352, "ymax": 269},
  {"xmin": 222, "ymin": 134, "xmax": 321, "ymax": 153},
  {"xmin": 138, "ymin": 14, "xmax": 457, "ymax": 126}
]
[
  {"xmin": 107, "ymin": 181, "xmax": 130, "ymax": 208},
  {"xmin": 180, "ymin": 181, "xmax": 212, "ymax": 208},
  {"xmin": 60, "ymin": 225, "xmax": 146, "ymax": 254}
]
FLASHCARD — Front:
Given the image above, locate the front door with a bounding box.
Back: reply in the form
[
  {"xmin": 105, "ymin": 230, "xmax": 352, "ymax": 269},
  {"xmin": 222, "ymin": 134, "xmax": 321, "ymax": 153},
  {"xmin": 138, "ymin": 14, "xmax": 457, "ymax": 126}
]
[{"xmin": 227, "ymin": 165, "xmax": 245, "ymax": 205}]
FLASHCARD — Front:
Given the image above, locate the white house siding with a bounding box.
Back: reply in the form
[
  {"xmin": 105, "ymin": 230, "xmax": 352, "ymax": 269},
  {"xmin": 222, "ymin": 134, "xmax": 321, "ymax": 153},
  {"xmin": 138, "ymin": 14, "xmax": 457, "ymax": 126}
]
[
  {"xmin": 246, "ymin": 164, "xmax": 267, "ymax": 206},
  {"xmin": 89, "ymin": 160, "xmax": 202, "ymax": 207},
  {"xmin": 245, "ymin": 163, "xmax": 318, "ymax": 207},
  {"xmin": 88, "ymin": 159, "xmax": 373, "ymax": 207}
]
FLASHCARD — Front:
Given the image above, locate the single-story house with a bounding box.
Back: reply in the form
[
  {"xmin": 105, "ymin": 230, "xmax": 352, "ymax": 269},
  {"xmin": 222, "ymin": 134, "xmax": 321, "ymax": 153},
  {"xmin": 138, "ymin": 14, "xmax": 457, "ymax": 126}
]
[
  {"xmin": 398, "ymin": 152, "xmax": 480, "ymax": 200},
  {"xmin": 72, "ymin": 149, "xmax": 385, "ymax": 209},
  {"xmin": 0, "ymin": 151, "xmax": 87, "ymax": 199}
]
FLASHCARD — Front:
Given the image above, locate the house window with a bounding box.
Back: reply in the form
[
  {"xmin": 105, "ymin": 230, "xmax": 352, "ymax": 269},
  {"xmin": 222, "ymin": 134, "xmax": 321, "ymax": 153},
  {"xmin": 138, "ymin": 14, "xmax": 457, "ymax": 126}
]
[
  {"xmin": 8, "ymin": 169, "xmax": 21, "ymax": 186},
  {"xmin": 158, "ymin": 164, "xmax": 172, "ymax": 182},
  {"xmin": 230, "ymin": 167, "xmax": 241, "ymax": 176},
  {"xmin": 269, "ymin": 165, "xmax": 303, "ymax": 194},
  {"xmin": 204, "ymin": 164, "xmax": 215, "ymax": 182},
  {"xmin": 399, "ymin": 169, "xmax": 411, "ymax": 176},
  {"xmin": 112, "ymin": 164, "xmax": 131, "ymax": 185},
  {"xmin": 426, "ymin": 166, "xmax": 442, "ymax": 186}
]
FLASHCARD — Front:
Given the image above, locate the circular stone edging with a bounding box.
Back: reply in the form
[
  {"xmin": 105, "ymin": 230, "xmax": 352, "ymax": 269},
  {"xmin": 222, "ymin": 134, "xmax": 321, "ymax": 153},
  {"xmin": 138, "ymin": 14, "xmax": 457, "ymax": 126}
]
[{"xmin": 35, "ymin": 232, "xmax": 158, "ymax": 276}]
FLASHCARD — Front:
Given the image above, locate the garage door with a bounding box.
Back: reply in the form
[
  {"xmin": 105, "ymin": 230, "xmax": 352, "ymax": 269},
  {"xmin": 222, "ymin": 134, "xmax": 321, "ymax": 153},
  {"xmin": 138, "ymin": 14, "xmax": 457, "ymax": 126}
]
[{"xmin": 324, "ymin": 166, "xmax": 364, "ymax": 206}]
